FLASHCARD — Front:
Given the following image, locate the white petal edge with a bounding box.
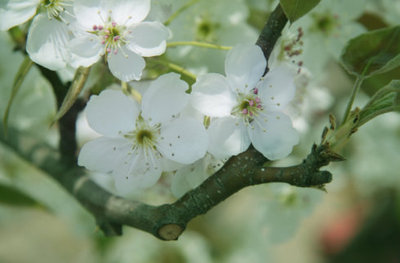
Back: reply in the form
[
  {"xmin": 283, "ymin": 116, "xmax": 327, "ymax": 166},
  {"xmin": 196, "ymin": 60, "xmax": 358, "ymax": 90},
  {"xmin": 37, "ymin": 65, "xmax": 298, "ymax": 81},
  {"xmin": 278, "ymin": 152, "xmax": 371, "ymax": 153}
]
[
  {"xmin": 68, "ymin": 35, "xmax": 103, "ymax": 68},
  {"xmin": 158, "ymin": 118, "xmax": 208, "ymax": 164},
  {"xmin": 85, "ymin": 89, "xmax": 139, "ymax": 137},
  {"xmin": 225, "ymin": 43, "xmax": 266, "ymax": 93},
  {"xmin": 141, "ymin": 72, "xmax": 189, "ymax": 124},
  {"xmin": 107, "ymin": 46, "xmax": 145, "ymax": 81},
  {"xmin": 74, "ymin": 0, "xmax": 105, "ymax": 30},
  {"xmin": 101, "ymin": 0, "xmax": 150, "ymax": 25},
  {"xmin": 207, "ymin": 116, "xmax": 251, "ymax": 159},
  {"xmin": 0, "ymin": 0, "xmax": 39, "ymax": 31},
  {"xmin": 127, "ymin": 21, "xmax": 170, "ymax": 57},
  {"xmin": 248, "ymin": 111, "xmax": 299, "ymax": 160},
  {"xmin": 171, "ymin": 154, "xmax": 224, "ymax": 198},
  {"xmin": 191, "ymin": 73, "xmax": 236, "ymax": 117},
  {"xmin": 171, "ymin": 158, "xmax": 208, "ymax": 198}
]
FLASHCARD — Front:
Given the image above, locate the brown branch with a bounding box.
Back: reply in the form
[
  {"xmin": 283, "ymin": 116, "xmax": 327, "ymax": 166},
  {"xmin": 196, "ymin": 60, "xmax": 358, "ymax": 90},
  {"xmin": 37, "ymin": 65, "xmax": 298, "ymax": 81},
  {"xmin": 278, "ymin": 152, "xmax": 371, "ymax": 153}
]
[
  {"xmin": 35, "ymin": 65, "xmax": 85, "ymax": 163},
  {"xmin": 0, "ymin": 124, "xmax": 337, "ymax": 240},
  {"xmin": 256, "ymin": 4, "xmax": 288, "ymax": 73}
]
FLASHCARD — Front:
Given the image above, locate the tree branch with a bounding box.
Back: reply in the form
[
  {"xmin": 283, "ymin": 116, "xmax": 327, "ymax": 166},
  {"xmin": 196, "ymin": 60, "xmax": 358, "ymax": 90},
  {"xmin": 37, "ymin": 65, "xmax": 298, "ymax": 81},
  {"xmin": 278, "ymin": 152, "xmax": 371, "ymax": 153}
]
[
  {"xmin": 256, "ymin": 4, "xmax": 288, "ymax": 73},
  {"xmin": 0, "ymin": 124, "xmax": 337, "ymax": 240}
]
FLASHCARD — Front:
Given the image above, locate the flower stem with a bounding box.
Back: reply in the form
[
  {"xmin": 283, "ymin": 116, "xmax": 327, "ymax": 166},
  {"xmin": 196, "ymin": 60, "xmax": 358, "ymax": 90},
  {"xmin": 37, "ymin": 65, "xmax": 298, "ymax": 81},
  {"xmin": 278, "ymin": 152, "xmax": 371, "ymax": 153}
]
[
  {"xmin": 164, "ymin": 0, "xmax": 199, "ymax": 26},
  {"xmin": 342, "ymin": 76, "xmax": 364, "ymax": 124},
  {"xmin": 155, "ymin": 60, "xmax": 197, "ymax": 82},
  {"xmin": 122, "ymin": 81, "xmax": 142, "ymax": 103},
  {"xmin": 167, "ymin": 41, "xmax": 232, "ymax": 50}
]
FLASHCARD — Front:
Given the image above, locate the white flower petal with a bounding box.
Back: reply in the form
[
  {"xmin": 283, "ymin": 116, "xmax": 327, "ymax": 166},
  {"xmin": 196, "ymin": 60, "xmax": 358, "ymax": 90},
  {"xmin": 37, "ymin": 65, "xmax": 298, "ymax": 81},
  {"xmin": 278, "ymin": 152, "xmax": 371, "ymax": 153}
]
[
  {"xmin": 141, "ymin": 72, "xmax": 189, "ymax": 124},
  {"xmin": 68, "ymin": 35, "xmax": 103, "ymax": 68},
  {"xmin": 26, "ymin": 14, "xmax": 70, "ymax": 70},
  {"xmin": 74, "ymin": 0, "xmax": 105, "ymax": 30},
  {"xmin": 207, "ymin": 116, "xmax": 251, "ymax": 159},
  {"xmin": 171, "ymin": 158, "xmax": 207, "ymax": 198},
  {"xmin": 248, "ymin": 111, "xmax": 299, "ymax": 160},
  {"xmin": 257, "ymin": 66, "xmax": 296, "ymax": 111},
  {"xmin": 191, "ymin": 73, "xmax": 236, "ymax": 117},
  {"xmin": 158, "ymin": 118, "xmax": 208, "ymax": 164},
  {"xmin": 0, "ymin": 0, "xmax": 39, "ymax": 31},
  {"xmin": 160, "ymin": 158, "xmax": 184, "ymax": 172},
  {"xmin": 113, "ymin": 150, "xmax": 162, "ymax": 193},
  {"xmin": 85, "ymin": 90, "xmax": 139, "ymax": 137},
  {"xmin": 107, "ymin": 46, "xmax": 145, "ymax": 81},
  {"xmin": 78, "ymin": 137, "xmax": 131, "ymax": 173},
  {"xmin": 127, "ymin": 21, "xmax": 169, "ymax": 57},
  {"xmin": 171, "ymin": 154, "xmax": 223, "ymax": 198},
  {"xmin": 101, "ymin": 0, "xmax": 150, "ymax": 25},
  {"xmin": 225, "ymin": 44, "xmax": 266, "ymax": 92}
]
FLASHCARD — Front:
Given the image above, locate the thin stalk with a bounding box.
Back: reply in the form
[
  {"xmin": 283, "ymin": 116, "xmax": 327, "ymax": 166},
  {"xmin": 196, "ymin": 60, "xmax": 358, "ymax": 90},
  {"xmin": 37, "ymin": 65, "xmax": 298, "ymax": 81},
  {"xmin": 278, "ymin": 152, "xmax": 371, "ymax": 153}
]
[
  {"xmin": 3, "ymin": 57, "xmax": 33, "ymax": 136},
  {"xmin": 122, "ymin": 81, "xmax": 142, "ymax": 103},
  {"xmin": 164, "ymin": 0, "xmax": 199, "ymax": 26},
  {"xmin": 167, "ymin": 41, "xmax": 232, "ymax": 50},
  {"xmin": 342, "ymin": 76, "xmax": 364, "ymax": 124},
  {"xmin": 155, "ymin": 60, "xmax": 197, "ymax": 82}
]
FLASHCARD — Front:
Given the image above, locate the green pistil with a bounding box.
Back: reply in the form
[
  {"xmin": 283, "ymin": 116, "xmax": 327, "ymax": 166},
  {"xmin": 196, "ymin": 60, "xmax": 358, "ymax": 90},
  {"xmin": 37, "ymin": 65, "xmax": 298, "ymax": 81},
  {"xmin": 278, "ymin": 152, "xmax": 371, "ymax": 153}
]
[
  {"xmin": 92, "ymin": 21, "xmax": 127, "ymax": 55},
  {"xmin": 282, "ymin": 191, "xmax": 298, "ymax": 206},
  {"xmin": 136, "ymin": 130, "xmax": 153, "ymax": 145},
  {"xmin": 239, "ymin": 100, "xmax": 250, "ymax": 111},
  {"xmin": 311, "ymin": 12, "xmax": 338, "ymax": 35},
  {"xmin": 41, "ymin": 0, "xmax": 68, "ymax": 19},
  {"xmin": 232, "ymin": 92, "xmax": 263, "ymax": 121},
  {"xmin": 124, "ymin": 118, "xmax": 160, "ymax": 150},
  {"xmin": 195, "ymin": 18, "xmax": 220, "ymax": 42}
]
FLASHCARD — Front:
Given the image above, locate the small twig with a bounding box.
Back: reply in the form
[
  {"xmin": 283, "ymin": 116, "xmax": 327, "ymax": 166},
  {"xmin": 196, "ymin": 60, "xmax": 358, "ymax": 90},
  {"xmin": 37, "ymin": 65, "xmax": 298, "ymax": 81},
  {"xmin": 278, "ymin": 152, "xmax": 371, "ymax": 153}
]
[
  {"xmin": 167, "ymin": 41, "xmax": 232, "ymax": 50},
  {"xmin": 164, "ymin": 0, "xmax": 199, "ymax": 26}
]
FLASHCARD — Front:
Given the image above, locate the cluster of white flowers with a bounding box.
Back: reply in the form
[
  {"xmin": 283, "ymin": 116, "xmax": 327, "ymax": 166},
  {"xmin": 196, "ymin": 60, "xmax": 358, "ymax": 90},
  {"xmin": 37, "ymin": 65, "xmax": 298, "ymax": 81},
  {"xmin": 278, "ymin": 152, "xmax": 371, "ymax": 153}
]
[
  {"xmin": 1, "ymin": 0, "xmax": 169, "ymax": 81},
  {"xmin": 1, "ymin": 0, "xmax": 299, "ymax": 195}
]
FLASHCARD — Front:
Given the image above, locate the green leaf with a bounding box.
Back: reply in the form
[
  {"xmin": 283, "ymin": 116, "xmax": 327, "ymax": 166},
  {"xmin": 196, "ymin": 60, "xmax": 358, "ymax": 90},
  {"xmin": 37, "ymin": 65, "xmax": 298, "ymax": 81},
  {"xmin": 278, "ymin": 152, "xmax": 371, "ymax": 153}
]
[
  {"xmin": 341, "ymin": 26, "xmax": 400, "ymax": 78},
  {"xmin": 0, "ymin": 183, "xmax": 42, "ymax": 207},
  {"xmin": 53, "ymin": 66, "xmax": 90, "ymax": 122},
  {"xmin": 358, "ymin": 80, "xmax": 400, "ymax": 127},
  {"xmin": 3, "ymin": 56, "xmax": 33, "ymax": 135},
  {"xmin": 279, "ymin": 0, "xmax": 321, "ymax": 23}
]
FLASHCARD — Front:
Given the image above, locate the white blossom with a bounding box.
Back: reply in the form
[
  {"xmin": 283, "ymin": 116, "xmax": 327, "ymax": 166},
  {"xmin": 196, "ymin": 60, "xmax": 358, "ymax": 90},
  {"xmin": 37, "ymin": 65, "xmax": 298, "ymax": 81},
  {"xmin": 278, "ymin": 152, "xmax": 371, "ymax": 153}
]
[
  {"xmin": 1, "ymin": 0, "xmax": 73, "ymax": 71},
  {"xmin": 191, "ymin": 44, "xmax": 299, "ymax": 160},
  {"xmin": 171, "ymin": 153, "xmax": 226, "ymax": 198},
  {"xmin": 78, "ymin": 73, "xmax": 208, "ymax": 194},
  {"xmin": 69, "ymin": 0, "xmax": 170, "ymax": 82},
  {"xmin": 26, "ymin": 13, "xmax": 71, "ymax": 70},
  {"xmin": 0, "ymin": 0, "xmax": 40, "ymax": 31},
  {"xmin": 166, "ymin": 0, "xmax": 258, "ymax": 74},
  {"xmin": 289, "ymin": 0, "xmax": 366, "ymax": 75}
]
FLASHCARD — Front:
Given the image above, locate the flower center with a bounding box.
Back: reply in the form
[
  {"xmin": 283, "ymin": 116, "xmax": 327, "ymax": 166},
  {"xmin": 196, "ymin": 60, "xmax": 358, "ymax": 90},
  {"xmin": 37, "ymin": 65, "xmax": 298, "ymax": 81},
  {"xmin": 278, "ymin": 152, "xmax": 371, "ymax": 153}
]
[
  {"xmin": 136, "ymin": 129, "xmax": 154, "ymax": 145},
  {"xmin": 123, "ymin": 117, "xmax": 160, "ymax": 151},
  {"xmin": 41, "ymin": 0, "xmax": 70, "ymax": 19},
  {"xmin": 91, "ymin": 12, "xmax": 131, "ymax": 56},
  {"xmin": 195, "ymin": 17, "xmax": 219, "ymax": 42},
  {"xmin": 232, "ymin": 88, "xmax": 263, "ymax": 122}
]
